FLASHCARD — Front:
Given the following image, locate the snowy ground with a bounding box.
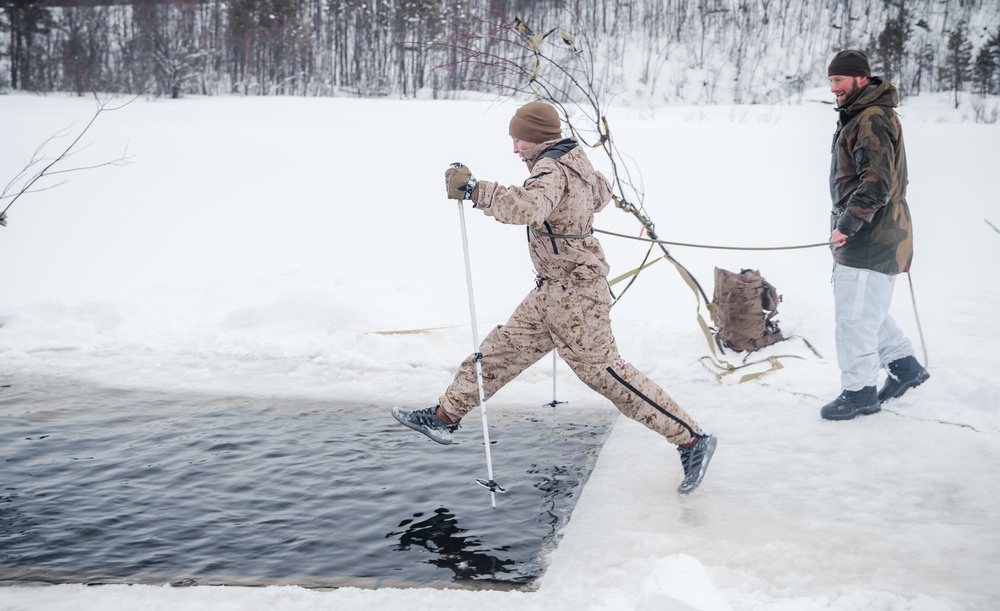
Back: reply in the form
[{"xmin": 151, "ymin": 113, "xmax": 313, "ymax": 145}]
[{"xmin": 1, "ymin": 91, "xmax": 998, "ymax": 610}]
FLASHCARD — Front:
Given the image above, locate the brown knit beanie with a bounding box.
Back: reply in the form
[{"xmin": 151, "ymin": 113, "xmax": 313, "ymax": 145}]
[
  {"xmin": 508, "ymin": 101, "xmax": 562, "ymax": 143},
  {"xmin": 828, "ymin": 50, "xmax": 871, "ymax": 77}
]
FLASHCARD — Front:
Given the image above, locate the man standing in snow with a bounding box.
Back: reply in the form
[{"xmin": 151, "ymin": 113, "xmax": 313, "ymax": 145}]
[
  {"xmin": 392, "ymin": 101, "xmax": 716, "ymax": 494},
  {"xmin": 822, "ymin": 50, "xmax": 930, "ymax": 421}
]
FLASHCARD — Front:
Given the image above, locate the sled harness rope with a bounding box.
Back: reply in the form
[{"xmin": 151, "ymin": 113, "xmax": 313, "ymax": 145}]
[
  {"xmin": 601, "ymin": 225, "xmax": 824, "ymax": 383},
  {"xmin": 595, "ymin": 227, "xmax": 833, "ymax": 251}
]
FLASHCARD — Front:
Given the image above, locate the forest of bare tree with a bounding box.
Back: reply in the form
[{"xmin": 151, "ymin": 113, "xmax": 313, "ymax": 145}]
[{"xmin": 1, "ymin": 0, "xmax": 999, "ymax": 105}]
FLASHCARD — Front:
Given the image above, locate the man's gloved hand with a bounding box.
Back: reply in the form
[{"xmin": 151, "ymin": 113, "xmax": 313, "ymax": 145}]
[
  {"xmin": 0, "ymin": 210, "xmax": 7, "ymax": 227},
  {"xmin": 444, "ymin": 164, "xmax": 478, "ymax": 201}
]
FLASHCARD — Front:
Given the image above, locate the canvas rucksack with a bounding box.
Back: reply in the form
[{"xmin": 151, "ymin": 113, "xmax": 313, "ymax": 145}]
[{"xmin": 711, "ymin": 267, "xmax": 784, "ymax": 353}]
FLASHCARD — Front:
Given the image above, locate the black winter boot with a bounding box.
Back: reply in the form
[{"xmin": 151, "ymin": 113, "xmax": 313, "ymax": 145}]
[
  {"xmin": 820, "ymin": 386, "xmax": 880, "ymax": 421},
  {"xmin": 878, "ymin": 355, "xmax": 930, "ymax": 403}
]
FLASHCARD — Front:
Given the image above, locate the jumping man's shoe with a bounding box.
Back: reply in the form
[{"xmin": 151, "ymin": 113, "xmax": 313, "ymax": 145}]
[
  {"xmin": 391, "ymin": 405, "xmax": 460, "ymax": 445},
  {"xmin": 820, "ymin": 386, "xmax": 880, "ymax": 421},
  {"xmin": 878, "ymin": 355, "xmax": 930, "ymax": 403},
  {"xmin": 677, "ymin": 434, "xmax": 717, "ymax": 494}
]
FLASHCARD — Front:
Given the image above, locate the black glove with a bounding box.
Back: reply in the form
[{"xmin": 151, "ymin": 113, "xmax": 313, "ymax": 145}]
[
  {"xmin": 0, "ymin": 211, "xmax": 7, "ymax": 227},
  {"xmin": 444, "ymin": 164, "xmax": 478, "ymax": 201}
]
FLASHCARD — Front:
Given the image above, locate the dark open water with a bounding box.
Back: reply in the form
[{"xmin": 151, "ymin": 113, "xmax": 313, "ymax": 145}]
[{"xmin": 0, "ymin": 376, "xmax": 614, "ymax": 590}]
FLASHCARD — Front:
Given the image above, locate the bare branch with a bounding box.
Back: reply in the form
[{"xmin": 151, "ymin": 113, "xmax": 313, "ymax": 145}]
[
  {"xmin": 42, "ymin": 144, "xmax": 133, "ymax": 177},
  {"xmin": 1, "ymin": 92, "xmax": 136, "ymax": 220},
  {"xmin": 0, "ymin": 181, "xmax": 70, "ymax": 201}
]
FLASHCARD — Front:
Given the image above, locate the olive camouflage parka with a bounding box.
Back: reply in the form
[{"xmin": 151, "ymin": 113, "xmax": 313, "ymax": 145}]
[{"xmin": 830, "ymin": 77, "xmax": 913, "ymax": 275}]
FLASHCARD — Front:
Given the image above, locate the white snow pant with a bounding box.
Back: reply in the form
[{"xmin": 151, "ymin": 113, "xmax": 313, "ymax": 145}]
[
  {"xmin": 438, "ymin": 277, "xmax": 704, "ymax": 446},
  {"xmin": 833, "ymin": 263, "xmax": 914, "ymax": 391}
]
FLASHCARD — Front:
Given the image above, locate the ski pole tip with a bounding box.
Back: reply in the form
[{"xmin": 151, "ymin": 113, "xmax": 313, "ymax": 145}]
[{"xmin": 476, "ymin": 478, "xmax": 505, "ymax": 493}]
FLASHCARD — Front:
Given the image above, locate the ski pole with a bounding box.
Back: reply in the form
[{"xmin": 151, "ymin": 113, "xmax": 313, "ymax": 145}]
[
  {"xmin": 546, "ymin": 352, "xmax": 566, "ymax": 420},
  {"xmin": 451, "ymin": 162, "xmax": 504, "ymax": 508}
]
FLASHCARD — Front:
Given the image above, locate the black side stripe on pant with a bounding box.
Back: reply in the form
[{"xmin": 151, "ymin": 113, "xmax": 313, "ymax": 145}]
[{"xmin": 606, "ymin": 366, "xmax": 699, "ymax": 438}]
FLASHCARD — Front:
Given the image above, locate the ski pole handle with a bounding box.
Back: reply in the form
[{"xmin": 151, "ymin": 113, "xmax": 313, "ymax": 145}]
[{"xmin": 448, "ymin": 162, "xmax": 477, "ymax": 201}]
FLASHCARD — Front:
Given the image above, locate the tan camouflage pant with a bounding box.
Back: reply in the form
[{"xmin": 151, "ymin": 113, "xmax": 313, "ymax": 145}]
[{"xmin": 439, "ymin": 278, "xmax": 704, "ymax": 446}]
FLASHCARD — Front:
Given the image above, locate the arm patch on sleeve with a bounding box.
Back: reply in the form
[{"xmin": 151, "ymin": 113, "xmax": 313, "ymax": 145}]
[{"xmin": 853, "ymin": 147, "xmax": 866, "ymax": 167}]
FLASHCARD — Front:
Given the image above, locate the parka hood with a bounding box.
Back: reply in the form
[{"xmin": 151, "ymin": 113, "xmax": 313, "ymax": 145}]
[{"xmin": 837, "ymin": 77, "xmax": 899, "ymax": 116}]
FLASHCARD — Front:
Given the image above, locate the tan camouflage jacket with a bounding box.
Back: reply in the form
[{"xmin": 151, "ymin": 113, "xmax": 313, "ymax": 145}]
[
  {"xmin": 830, "ymin": 77, "xmax": 913, "ymax": 274},
  {"xmin": 472, "ymin": 139, "xmax": 614, "ymax": 282}
]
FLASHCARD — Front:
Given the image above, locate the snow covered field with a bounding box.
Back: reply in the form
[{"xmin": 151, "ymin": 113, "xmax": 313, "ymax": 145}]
[{"xmin": 1, "ymin": 91, "xmax": 998, "ymax": 610}]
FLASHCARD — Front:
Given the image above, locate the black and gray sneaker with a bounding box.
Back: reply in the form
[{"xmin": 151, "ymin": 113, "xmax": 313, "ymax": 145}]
[
  {"xmin": 391, "ymin": 405, "xmax": 460, "ymax": 445},
  {"xmin": 878, "ymin": 355, "xmax": 930, "ymax": 403},
  {"xmin": 677, "ymin": 434, "xmax": 717, "ymax": 495}
]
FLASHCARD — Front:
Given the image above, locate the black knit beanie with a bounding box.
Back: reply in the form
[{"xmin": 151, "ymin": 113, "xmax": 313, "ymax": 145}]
[{"xmin": 828, "ymin": 50, "xmax": 871, "ymax": 77}]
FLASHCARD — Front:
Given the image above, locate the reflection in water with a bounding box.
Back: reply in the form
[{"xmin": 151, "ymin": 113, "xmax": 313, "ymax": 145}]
[
  {"xmin": 534, "ymin": 464, "xmax": 571, "ymax": 532},
  {"xmin": 389, "ymin": 508, "xmax": 515, "ymax": 582}
]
